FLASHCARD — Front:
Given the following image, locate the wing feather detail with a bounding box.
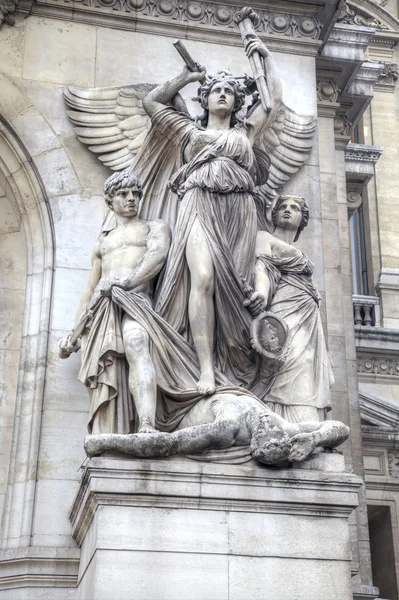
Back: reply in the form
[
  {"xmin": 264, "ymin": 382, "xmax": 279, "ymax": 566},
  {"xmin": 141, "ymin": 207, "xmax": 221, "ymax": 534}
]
[
  {"xmin": 63, "ymin": 83, "xmax": 157, "ymax": 170},
  {"xmin": 254, "ymin": 103, "xmax": 316, "ymax": 207}
]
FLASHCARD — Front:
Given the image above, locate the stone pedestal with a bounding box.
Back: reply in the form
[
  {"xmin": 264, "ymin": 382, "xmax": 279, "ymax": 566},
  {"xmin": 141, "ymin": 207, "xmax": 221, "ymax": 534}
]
[{"xmin": 70, "ymin": 454, "xmax": 361, "ymax": 600}]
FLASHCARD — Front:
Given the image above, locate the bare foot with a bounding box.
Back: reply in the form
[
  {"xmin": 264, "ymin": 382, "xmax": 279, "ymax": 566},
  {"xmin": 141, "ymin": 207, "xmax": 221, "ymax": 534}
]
[
  {"xmin": 287, "ymin": 432, "xmax": 317, "ymax": 462},
  {"xmin": 197, "ymin": 371, "xmax": 215, "ymax": 396},
  {"xmin": 138, "ymin": 418, "xmax": 157, "ymax": 434}
]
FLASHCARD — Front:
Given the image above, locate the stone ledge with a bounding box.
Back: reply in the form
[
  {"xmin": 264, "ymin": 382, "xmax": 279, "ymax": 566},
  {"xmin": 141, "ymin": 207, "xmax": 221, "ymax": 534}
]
[
  {"xmin": 70, "ymin": 456, "xmax": 361, "ymax": 546},
  {"xmin": 0, "ymin": 547, "xmax": 80, "ymax": 590}
]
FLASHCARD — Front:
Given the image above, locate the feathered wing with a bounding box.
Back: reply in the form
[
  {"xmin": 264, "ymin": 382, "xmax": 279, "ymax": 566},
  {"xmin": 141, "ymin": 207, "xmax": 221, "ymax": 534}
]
[
  {"xmin": 64, "ymin": 85, "xmax": 189, "ymax": 231},
  {"xmin": 253, "ymin": 103, "xmax": 317, "ymax": 230},
  {"xmin": 64, "ymin": 84, "xmax": 156, "ymax": 171}
]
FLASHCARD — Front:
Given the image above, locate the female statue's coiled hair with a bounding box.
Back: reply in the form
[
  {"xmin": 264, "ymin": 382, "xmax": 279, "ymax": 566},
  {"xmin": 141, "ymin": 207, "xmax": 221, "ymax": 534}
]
[{"xmin": 194, "ymin": 70, "xmax": 247, "ymax": 128}]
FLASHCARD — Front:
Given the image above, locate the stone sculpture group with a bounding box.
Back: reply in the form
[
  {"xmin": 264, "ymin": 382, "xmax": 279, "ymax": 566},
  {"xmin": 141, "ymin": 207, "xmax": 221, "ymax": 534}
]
[{"xmin": 60, "ymin": 7, "xmax": 350, "ymax": 466}]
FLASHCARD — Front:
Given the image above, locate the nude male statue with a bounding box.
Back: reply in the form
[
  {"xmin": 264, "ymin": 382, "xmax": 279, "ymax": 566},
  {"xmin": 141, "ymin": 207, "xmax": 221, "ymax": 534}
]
[
  {"xmin": 59, "ymin": 171, "xmax": 171, "ymax": 435},
  {"xmin": 84, "ymin": 391, "xmax": 349, "ymax": 465}
]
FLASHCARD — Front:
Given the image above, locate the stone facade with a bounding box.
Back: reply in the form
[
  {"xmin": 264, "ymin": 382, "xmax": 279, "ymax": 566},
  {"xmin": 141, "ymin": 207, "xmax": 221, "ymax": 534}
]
[{"xmin": 0, "ymin": 0, "xmax": 399, "ymax": 597}]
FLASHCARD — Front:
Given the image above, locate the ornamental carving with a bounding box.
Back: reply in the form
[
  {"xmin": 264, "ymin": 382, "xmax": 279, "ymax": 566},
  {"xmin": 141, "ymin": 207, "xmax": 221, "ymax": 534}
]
[
  {"xmin": 337, "ymin": 2, "xmax": 388, "ymax": 29},
  {"xmin": 334, "ymin": 114, "xmax": 352, "ymax": 136},
  {"xmin": 317, "ymin": 80, "xmax": 339, "ymax": 103},
  {"xmin": 358, "ymin": 354, "xmax": 399, "ymax": 377},
  {"xmin": 378, "ymin": 62, "xmax": 399, "ymax": 86},
  {"xmin": 58, "ymin": 0, "xmax": 322, "ymax": 38},
  {"xmin": 345, "ymin": 148, "xmax": 383, "ymax": 162},
  {"xmin": 388, "ymin": 450, "xmax": 399, "ymax": 479},
  {"xmin": 0, "ymin": 0, "xmax": 18, "ymax": 26}
]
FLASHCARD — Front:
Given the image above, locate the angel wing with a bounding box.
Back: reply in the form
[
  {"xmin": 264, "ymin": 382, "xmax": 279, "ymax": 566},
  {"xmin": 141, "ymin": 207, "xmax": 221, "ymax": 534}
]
[
  {"xmin": 63, "ymin": 84, "xmax": 160, "ymax": 171},
  {"xmin": 253, "ymin": 104, "xmax": 317, "ymax": 229}
]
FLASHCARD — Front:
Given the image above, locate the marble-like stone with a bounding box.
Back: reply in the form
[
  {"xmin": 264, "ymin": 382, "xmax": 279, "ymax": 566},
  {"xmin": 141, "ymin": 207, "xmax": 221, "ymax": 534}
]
[
  {"xmin": 11, "ymin": 107, "xmax": 61, "ymax": 157},
  {"xmin": 51, "ymin": 194, "xmax": 105, "ymax": 270},
  {"xmin": 51, "ymin": 267, "xmax": 91, "ymax": 331},
  {"xmin": 23, "ymin": 18, "xmax": 97, "ymax": 87},
  {"xmin": 33, "ymin": 148, "xmax": 80, "ymax": 198},
  {"xmin": 71, "ymin": 457, "xmax": 361, "ymax": 600}
]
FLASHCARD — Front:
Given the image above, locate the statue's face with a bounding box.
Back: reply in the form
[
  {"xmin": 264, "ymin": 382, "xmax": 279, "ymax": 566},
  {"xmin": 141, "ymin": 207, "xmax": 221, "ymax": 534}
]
[
  {"xmin": 110, "ymin": 186, "xmax": 141, "ymax": 217},
  {"xmin": 260, "ymin": 323, "xmax": 280, "ymax": 352},
  {"xmin": 276, "ymin": 198, "xmax": 302, "ymax": 232},
  {"xmin": 207, "ymin": 81, "xmax": 235, "ymax": 118}
]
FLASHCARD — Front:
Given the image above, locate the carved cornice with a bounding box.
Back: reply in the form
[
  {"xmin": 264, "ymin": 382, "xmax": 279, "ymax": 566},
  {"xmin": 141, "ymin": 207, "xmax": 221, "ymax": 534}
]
[
  {"xmin": 337, "ymin": 0, "xmax": 399, "ymax": 33},
  {"xmin": 29, "ymin": 0, "xmax": 323, "ymax": 45},
  {"xmin": 337, "ymin": 2, "xmax": 388, "ymax": 29},
  {"xmin": 358, "ymin": 353, "xmax": 399, "ymax": 378},
  {"xmin": 345, "ymin": 143, "xmax": 383, "ymax": 163},
  {"xmin": 0, "ymin": 0, "xmax": 19, "ymax": 26}
]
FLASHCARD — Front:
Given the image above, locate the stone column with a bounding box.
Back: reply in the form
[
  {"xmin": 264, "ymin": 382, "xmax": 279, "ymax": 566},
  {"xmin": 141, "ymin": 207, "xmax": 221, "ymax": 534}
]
[
  {"xmin": 317, "ymin": 101, "xmax": 375, "ymax": 593},
  {"xmin": 363, "ymin": 61, "xmax": 399, "ymax": 327}
]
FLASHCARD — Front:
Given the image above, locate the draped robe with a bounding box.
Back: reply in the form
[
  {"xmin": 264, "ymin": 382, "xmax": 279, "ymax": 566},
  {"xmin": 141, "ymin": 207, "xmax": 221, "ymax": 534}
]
[
  {"xmin": 258, "ymin": 250, "xmax": 334, "ymax": 421},
  {"xmin": 153, "ymin": 107, "xmax": 271, "ymax": 395}
]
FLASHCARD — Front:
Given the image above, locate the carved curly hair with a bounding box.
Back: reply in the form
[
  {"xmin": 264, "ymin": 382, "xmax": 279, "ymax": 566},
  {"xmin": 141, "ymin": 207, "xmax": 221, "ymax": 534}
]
[
  {"xmin": 195, "ymin": 72, "xmax": 246, "ymax": 128},
  {"xmin": 271, "ymin": 194, "xmax": 310, "ymax": 242},
  {"xmin": 103, "ymin": 170, "xmax": 143, "ymax": 208}
]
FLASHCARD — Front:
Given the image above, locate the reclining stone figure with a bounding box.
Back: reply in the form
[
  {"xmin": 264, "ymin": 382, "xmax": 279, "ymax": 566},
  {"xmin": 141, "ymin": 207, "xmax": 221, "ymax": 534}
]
[{"xmin": 84, "ymin": 391, "xmax": 349, "ymax": 466}]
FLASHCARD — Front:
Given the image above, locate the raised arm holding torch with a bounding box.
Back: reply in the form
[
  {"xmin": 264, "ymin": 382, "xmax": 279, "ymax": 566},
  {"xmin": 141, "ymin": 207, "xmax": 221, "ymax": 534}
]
[{"xmin": 234, "ymin": 6, "xmax": 272, "ymax": 113}]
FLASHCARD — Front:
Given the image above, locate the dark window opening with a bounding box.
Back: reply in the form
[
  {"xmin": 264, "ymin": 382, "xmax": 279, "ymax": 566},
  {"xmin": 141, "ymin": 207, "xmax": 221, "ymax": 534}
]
[{"xmin": 368, "ymin": 505, "xmax": 398, "ymax": 600}]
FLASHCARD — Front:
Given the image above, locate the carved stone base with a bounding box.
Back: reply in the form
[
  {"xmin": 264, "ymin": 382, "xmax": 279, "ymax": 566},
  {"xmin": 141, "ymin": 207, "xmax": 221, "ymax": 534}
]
[{"xmin": 70, "ymin": 455, "xmax": 361, "ymax": 600}]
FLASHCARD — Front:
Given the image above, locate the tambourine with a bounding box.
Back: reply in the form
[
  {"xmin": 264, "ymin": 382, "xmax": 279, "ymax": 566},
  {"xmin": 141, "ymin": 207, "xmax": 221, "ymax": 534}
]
[{"xmin": 250, "ymin": 311, "xmax": 288, "ymax": 372}]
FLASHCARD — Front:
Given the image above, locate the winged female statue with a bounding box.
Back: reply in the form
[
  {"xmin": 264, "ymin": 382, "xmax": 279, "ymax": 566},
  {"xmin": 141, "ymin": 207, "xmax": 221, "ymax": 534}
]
[{"xmin": 63, "ymin": 7, "xmax": 316, "ymax": 404}]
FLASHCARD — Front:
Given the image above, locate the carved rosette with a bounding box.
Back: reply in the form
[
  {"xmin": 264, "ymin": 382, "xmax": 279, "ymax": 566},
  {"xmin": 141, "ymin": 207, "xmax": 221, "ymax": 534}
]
[
  {"xmin": 377, "ymin": 62, "xmax": 399, "ymax": 87},
  {"xmin": 358, "ymin": 354, "xmax": 399, "ymax": 377},
  {"xmin": 0, "ymin": 0, "xmax": 19, "ymax": 26},
  {"xmin": 317, "ymin": 80, "xmax": 339, "ymax": 103},
  {"xmin": 334, "ymin": 114, "xmax": 352, "ymax": 137},
  {"xmin": 66, "ymin": 0, "xmax": 322, "ymax": 38}
]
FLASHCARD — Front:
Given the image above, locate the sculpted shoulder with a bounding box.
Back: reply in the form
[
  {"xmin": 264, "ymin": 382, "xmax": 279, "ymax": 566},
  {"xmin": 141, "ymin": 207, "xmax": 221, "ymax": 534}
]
[{"xmin": 255, "ymin": 230, "xmax": 273, "ymax": 257}]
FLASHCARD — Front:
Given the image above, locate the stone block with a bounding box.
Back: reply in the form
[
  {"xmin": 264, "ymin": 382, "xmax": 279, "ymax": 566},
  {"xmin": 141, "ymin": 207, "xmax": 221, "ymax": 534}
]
[
  {"xmin": 51, "ymin": 267, "xmax": 91, "ymax": 331},
  {"xmin": 78, "ymin": 550, "xmax": 229, "ymax": 600},
  {"xmin": 51, "ymin": 194, "xmax": 105, "ymax": 270},
  {"xmin": 44, "ymin": 330, "xmax": 88, "ymax": 414},
  {"xmin": 0, "ymin": 231, "xmax": 26, "ymax": 290},
  {"xmin": 71, "ymin": 458, "xmax": 361, "ymax": 600},
  {"xmin": 37, "ymin": 409, "xmax": 87, "ymax": 481},
  {"xmin": 22, "ymin": 80, "xmax": 75, "ymax": 138},
  {"xmin": 33, "ymin": 148, "xmax": 80, "ymax": 198},
  {"xmin": 23, "ymin": 18, "xmax": 97, "ymax": 87},
  {"xmin": 229, "ymin": 555, "xmax": 353, "ymax": 600},
  {"xmin": 32, "ymin": 479, "xmax": 80, "ymax": 547},
  {"xmin": 11, "ymin": 107, "xmax": 61, "ymax": 157},
  {"xmin": 0, "ymin": 288, "xmax": 25, "ymax": 350},
  {"xmin": 0, "ymin": 22, "xmax": 25, "ymax": 79}
]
